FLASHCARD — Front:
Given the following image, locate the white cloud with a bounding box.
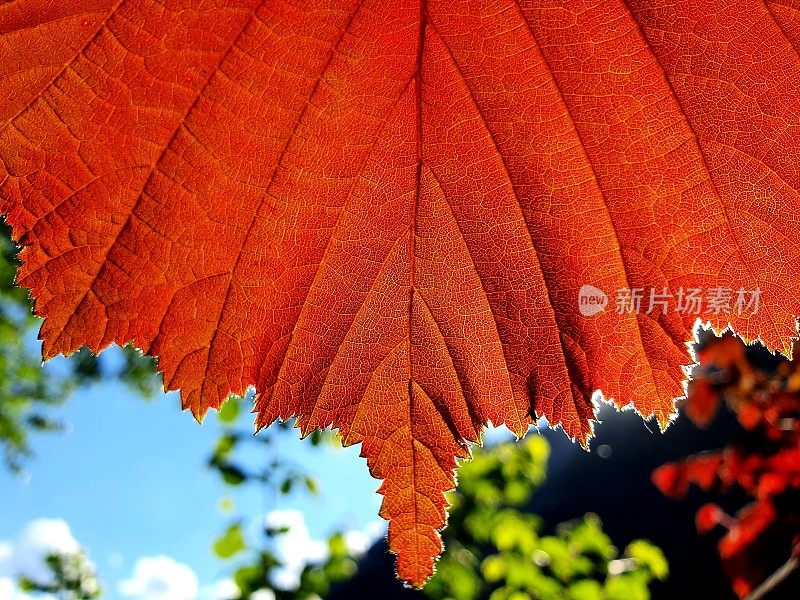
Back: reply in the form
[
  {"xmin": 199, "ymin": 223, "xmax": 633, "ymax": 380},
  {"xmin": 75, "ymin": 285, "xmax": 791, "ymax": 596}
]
[
  {"xmin": 264, "ymin": 509, "xmax": 328, "ymax": 590},
  {"xmin": 0, "ymin": 542, "xmax": 13, "ymax": 577},
  {"xmin": 0, "ymin": 577, "xmax": 33, "ymax": 600},
  {"xmin": 10, "ymin": 519, "xmax": 81, "ymax": 586},
  {"xmin": 198, "ymin": 577, "xmax": 239, "ymax": 600},
  {"xmin": 118, "ymin": 556, "xmax": 198, "ymax": 600},
  {"xmin": 0, "ymin": 518, "xmax": 85, "ymax": 596},
  {"xmin": 344, "ymin": 520, "xmax": 385, "ymax": 556},
  {"xmin": 263, "ymin": 510, "xmax": 386, "ymax": 590}
]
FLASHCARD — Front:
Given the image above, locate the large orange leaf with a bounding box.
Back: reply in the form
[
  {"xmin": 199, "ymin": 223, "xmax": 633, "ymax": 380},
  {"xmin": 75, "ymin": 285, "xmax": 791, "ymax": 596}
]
[{"xmin": 3, "ymin": 0, "xmax": 800, "ymax": 586}]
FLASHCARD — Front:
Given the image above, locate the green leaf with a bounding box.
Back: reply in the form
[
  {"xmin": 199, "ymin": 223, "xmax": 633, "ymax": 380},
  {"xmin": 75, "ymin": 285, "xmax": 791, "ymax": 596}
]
[
  {"xmin": 328, "ymin": 532, "xmax": 349, "ymax": 558},
  {"xmin": 604, "ymin": 572, "xmax": 650, "ymax": 600},
  {"xmin": 218, "ymin": 464, "xmax": 247, "ymax": 486},
  {"xmin": 481, "ymin": 555, "xmax": 506, "ymax": 582},
  {"xmin": 567, "ymin": 579, "xmax": 604, "ymax": 600},
  {"xmin": 304, "ymin": 476, "xmax": 319, "ymax": 495},
  {"xmin": 213, "ymin": 522, "xmax": 247, "ymax": 559},
  {"xmin": 625, "ymin": 540, "xmax": 669, "ymax": 581},
  {"xmin": 567, "ymin": 514, "xmax": 616, "ymax": 561},
  {"xmin": 218, "ymin": 398, "xmax": 240, "ymax": 424},
  {"xmin": 212, "ymin": 434, "xmax": 238, "ymax": 460}
]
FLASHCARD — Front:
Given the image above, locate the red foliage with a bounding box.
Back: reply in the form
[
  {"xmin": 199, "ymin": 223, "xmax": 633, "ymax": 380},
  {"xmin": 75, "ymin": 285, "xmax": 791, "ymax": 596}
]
[
  {"xmin": 654, "ymin": 333, "xmax": 800, "ymax": 597},
  {"xmin": 652, "ymin": 454, "xmax": 723, "ymax": 499}
]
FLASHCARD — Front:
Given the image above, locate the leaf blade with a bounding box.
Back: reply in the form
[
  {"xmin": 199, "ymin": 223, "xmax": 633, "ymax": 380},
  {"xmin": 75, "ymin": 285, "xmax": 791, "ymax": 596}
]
[{"xmin": 3, "ymin": 0, "xmax": 800, "ymax": 587}]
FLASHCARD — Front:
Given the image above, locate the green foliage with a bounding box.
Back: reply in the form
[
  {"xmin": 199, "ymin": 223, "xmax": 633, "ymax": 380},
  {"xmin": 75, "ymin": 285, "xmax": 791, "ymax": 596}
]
[
  {"xmin": 424, "ymin": 436, "xmax": 668, "ymax": 600},
  {"xmin": 207, "ymin": 397, "xmax": 352, "ymax": 599},
  {"xmin": 206, "ymin": 418, "xmax": 668, "ymax": 600},
  {"xmin": 0, "ymin": 221, "xmax": 69, "ymax": 471}
]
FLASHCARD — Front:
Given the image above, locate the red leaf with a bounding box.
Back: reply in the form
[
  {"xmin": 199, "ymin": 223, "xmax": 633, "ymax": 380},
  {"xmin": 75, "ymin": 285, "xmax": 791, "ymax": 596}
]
[
  {"xmin": 721, "ymin": 501, "xmax": 778, "ymax": 559},
  {"xmin": 696, "ymin": 334, "xmax": 750, "ymax": 374},
  {"xmin": 652, "ymin": 454, "xmax": 723, "ymax": 499},
  {"xmin": 719, "ymin": 501, "xmax": 778, "ymax": 597},
  {"xmin": 685, "ymin": 379, "xmax": 721, "ymax": 429},
  {"xmin": 696, "ymin": 503, "xmax": 723, "ymax": 534},
  {"xmin": 652, "ymin": 462, "xmax": 686, "ymax": 499},
  {"xmin": 4, "ymin": 0, "xmax": 800, "ymax": 585}
]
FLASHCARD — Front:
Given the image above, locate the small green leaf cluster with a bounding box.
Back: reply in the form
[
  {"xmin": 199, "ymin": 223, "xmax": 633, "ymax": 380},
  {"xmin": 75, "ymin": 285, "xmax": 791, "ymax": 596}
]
[
  {"xmin": 209, "ymin": 396, "xmax": 353, "ymax": 600},
  {"xmin": 425, "ymin": 436, "xmax": 668, "ymax": 600},
  {"xmin": 19, "ymin": 551, "xmax": 101, "ymax": 600}
]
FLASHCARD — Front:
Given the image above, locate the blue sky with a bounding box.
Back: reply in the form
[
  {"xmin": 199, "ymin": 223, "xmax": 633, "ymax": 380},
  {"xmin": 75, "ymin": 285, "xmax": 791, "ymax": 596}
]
[{"xmin": 0, "ymin": 347, "xmax": 386, "ymax": 598}]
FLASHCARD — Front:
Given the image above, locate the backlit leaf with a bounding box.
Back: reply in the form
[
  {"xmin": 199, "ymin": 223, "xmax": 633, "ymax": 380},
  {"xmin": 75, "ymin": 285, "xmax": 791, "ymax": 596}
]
[{"xmin": 3, "ymin": 0, "xmax": 800, "ymax": 586}]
